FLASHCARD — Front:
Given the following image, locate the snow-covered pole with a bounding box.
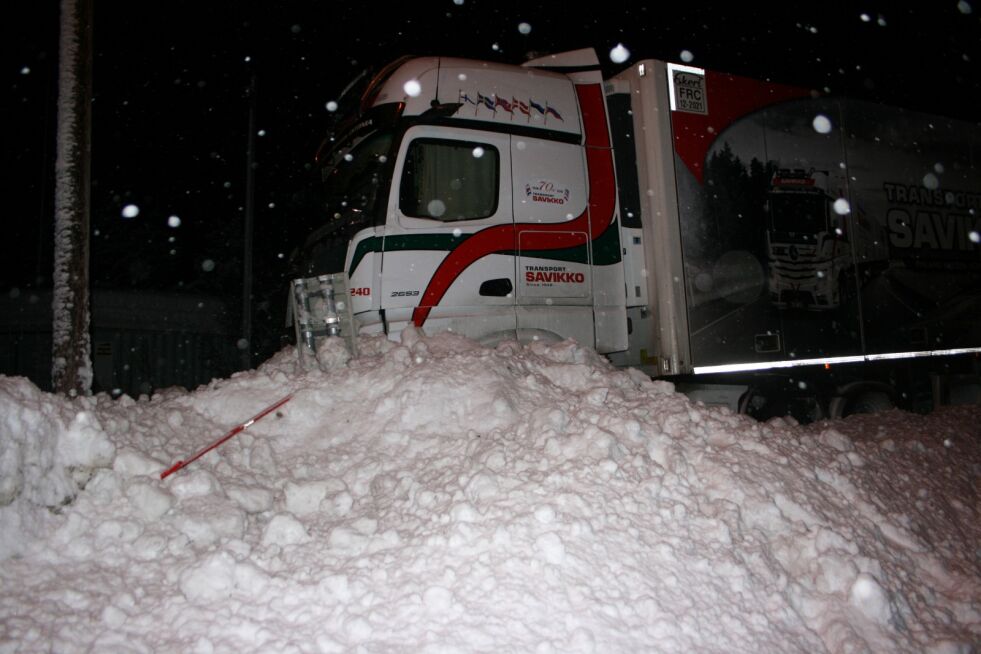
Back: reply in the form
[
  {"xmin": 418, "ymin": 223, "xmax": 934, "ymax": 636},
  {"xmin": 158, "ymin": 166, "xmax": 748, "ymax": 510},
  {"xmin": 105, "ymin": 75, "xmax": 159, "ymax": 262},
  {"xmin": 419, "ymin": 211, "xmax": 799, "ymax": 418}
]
[
  {"xmin": 160, "ymin": 394, "xmax": 292, "ymax": 479},
  {"xmin": 51, "ymin": 0, "xmax": 93, "ymax": 397},
  {"xmin": 240, "ymin": 73, "xmax": 257, "ymax": 371}
]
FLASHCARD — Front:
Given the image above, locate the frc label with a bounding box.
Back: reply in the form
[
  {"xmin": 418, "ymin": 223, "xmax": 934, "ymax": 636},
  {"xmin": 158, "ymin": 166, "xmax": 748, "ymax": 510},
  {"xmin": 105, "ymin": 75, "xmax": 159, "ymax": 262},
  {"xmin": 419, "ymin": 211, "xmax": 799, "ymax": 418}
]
[{"xmin": 669, "ymin": 65, "xmax": 708, "ymax": 115}]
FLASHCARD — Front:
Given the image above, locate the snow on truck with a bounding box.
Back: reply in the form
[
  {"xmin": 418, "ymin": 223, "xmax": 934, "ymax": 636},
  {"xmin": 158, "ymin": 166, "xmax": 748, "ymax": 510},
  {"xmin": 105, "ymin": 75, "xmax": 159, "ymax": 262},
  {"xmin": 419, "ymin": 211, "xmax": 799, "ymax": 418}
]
[{"xmin": 289, "ymin": 48, "xmax": 981, "ymax": 421}]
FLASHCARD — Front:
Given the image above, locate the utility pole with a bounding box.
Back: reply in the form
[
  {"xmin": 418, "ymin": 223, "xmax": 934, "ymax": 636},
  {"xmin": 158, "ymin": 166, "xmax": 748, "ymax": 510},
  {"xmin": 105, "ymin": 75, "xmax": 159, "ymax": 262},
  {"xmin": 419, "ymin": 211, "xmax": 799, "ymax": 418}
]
[
  {"xmin": 241, "ymin": 74, "xmax": 257, "ymax": 370},
  {"xmin": 52, "ymin": 0, "xmax": 93, "ymax": 396}
]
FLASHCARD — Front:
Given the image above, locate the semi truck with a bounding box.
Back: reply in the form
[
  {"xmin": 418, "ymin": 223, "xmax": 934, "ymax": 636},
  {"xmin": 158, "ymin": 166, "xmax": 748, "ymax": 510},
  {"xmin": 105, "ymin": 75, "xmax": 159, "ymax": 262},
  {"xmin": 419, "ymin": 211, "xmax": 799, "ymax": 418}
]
[{"xmin": 290, "ymin": 48, "xmax": 981, "ymax": 421}]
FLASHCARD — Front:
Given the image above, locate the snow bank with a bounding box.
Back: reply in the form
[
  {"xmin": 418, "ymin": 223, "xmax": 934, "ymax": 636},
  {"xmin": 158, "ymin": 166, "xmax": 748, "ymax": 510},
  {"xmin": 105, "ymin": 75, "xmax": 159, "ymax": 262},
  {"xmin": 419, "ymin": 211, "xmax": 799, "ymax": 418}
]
[
  {"xmin": 0, "ymin": 378, "xmax": 113, "ymax": 540},
  {"xmin": 0, "ymin": 331, "xmax": 978, "ymax": 652}
]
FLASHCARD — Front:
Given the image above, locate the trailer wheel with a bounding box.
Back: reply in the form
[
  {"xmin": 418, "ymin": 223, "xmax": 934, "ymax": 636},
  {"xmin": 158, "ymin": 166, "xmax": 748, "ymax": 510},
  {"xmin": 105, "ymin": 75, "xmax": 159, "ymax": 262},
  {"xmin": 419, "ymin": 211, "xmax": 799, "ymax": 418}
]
[
  {"xmin": 738, "ymin": 386, "xmax": 825, "ymax": 424},
  {"xmin": 844, "ymin": 390, "xmax": 894, "ymax": 416}
]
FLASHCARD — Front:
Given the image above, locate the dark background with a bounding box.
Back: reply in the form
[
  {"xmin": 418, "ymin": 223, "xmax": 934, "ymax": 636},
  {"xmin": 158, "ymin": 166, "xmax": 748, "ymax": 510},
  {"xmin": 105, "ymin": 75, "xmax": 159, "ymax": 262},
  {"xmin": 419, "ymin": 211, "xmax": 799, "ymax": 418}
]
[{"xmin": 3, "ymin": 1, "xmax": 980, "ymax": 389}]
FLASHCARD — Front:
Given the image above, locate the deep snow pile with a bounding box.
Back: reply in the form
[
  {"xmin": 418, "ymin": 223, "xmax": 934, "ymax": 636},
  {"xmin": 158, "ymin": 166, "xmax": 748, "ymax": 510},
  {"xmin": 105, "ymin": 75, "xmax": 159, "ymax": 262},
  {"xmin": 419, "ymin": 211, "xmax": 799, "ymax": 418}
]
[{"xmin": 0, "ymin": 330, "xmax": 978, "ymax": 653}]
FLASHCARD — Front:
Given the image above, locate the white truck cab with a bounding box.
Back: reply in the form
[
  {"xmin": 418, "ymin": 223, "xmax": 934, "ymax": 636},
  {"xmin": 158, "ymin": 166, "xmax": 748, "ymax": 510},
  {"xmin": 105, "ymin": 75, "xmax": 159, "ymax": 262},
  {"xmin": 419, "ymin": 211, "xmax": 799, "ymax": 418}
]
[{"xmin": 299, "ymin": 49, "xmax": 629, "ymax": 355}]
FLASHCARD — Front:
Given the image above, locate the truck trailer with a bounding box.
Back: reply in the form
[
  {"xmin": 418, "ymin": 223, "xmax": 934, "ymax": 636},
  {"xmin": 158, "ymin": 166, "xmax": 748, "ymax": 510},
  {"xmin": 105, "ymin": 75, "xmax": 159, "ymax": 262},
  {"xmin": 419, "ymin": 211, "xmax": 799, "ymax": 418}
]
[{"xmin": 290, "ymin": 48, "xmax": 981, "ymax": 421}]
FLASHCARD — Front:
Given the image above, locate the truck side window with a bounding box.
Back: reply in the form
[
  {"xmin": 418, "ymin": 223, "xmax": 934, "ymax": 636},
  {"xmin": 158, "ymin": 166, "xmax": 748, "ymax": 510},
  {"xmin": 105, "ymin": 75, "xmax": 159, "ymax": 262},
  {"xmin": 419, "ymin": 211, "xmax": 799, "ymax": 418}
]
[{"xmin": 399, "ymin": 138, "xmax": 499, "ymax": 221}]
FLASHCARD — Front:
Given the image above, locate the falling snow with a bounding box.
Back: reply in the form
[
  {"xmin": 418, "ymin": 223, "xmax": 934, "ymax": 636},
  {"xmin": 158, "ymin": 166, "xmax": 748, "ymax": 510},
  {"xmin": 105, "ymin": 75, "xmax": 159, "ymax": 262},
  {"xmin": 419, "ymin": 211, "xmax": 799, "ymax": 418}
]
[
  {"xmin": 812, "ymin": 114, "xmax": 833, "ymax": 134},
  {"xmin": 403, "ymin": 79, "xmax": 422, "ymax": 98},
  {"xmin": 609, "ymin": 43, "xmax": 630, "ymax": 64}
]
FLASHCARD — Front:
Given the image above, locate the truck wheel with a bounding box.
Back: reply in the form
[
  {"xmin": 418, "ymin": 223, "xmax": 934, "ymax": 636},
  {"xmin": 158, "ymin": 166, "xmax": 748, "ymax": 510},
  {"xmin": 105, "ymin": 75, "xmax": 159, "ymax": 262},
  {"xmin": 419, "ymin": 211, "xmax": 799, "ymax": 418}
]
[
  {"xmin": 845, "ymin": 391, "xmax": 893, "ymax": 416},
  {"xmin": 738, "ymin": 387, "xmax": 824, "ymax": 424}
]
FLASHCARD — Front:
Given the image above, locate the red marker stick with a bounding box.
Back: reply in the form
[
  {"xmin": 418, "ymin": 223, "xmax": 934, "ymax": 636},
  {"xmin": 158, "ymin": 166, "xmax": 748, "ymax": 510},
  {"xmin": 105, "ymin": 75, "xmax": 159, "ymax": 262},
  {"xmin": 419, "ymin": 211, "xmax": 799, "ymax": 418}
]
[{"xmin": 160, "ymin": 394, "xmax": 293, "ymax": 479}]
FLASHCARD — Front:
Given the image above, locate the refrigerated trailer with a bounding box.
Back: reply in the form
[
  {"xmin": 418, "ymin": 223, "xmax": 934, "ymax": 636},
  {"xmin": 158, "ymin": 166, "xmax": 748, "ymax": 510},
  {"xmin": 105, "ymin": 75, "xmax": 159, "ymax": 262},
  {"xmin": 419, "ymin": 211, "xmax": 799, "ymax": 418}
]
[{"xmin": 290, "ymin": 48, "xmax": 981, "ymax": 421}]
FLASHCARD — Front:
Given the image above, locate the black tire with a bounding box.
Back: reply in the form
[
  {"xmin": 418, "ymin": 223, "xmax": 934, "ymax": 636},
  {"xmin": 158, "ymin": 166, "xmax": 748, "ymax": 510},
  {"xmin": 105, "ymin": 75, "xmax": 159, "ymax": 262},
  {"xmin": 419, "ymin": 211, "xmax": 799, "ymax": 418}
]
[
  {"xmin": 739, "ymin": 386, "xmax": 825, "ymax": 424},
  {"xmin": 846, "ymin": 390, "xmax": 893, "ymax": 416}
]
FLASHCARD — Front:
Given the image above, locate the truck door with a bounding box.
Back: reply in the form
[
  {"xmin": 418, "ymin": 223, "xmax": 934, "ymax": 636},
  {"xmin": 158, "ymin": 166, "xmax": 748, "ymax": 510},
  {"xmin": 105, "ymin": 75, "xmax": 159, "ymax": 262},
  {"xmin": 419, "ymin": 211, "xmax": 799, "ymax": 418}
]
[
  {"xmin": 511, "ymin": 136, "xmax": 594, "ymax": 346},
  {"xmin": 382, "ymin": 125, "xmax": 516, "ymax": 340}
]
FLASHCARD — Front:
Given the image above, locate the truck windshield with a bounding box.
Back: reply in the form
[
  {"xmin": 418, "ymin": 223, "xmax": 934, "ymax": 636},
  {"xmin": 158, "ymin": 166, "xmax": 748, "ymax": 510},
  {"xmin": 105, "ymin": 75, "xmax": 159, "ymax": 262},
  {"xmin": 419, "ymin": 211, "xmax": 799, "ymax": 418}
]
[
  {"xmin": 321, "ymin": 130, "xmax": 394, "ymax": 227},
  {"xmin": 295, "ymin": 129, "xmax": 394, "ymax": 277},
  {"xmin": 768, "ymin": 194, "xmax": 829, "ymax": 234}
]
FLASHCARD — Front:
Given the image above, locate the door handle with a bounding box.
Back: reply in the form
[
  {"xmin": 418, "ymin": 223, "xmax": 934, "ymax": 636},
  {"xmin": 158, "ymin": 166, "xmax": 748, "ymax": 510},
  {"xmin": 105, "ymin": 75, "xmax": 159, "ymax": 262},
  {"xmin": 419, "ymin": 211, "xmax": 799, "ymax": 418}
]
[{"xmin": 479, "ymin": 278, "xmax": 513, "ymax": 297}]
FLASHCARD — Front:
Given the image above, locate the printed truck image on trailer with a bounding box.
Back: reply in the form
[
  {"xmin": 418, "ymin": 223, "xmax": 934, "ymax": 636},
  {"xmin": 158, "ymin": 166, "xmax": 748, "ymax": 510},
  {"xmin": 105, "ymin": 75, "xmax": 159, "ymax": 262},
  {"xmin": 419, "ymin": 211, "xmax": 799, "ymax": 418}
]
[
  {"xmin": 764, "ymin": 166, "xmax": 890, "ymax": 311},
  {"xmin": 767, "ymin": 169, "xmax": 849, "ymax": 310},
  {"xmin": 290, "ymin": 48, "xmax": 981, "ymax": 421}
]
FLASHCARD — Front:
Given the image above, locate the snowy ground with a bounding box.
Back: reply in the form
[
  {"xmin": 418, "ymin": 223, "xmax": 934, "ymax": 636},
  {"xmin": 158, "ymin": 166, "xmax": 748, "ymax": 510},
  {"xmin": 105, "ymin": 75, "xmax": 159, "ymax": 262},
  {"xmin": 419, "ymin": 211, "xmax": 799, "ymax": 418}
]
[{"xmin": 1, "ymin": 330, "xmax": 978, "ymax": 653}]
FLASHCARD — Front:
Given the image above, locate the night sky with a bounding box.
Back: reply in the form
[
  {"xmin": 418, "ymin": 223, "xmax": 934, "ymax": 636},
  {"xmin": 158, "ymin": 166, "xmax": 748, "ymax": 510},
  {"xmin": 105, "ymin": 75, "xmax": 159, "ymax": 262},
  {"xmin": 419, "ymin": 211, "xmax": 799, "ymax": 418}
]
[{"xmin": 5, "ymin": 1, "xmax": 981, "ymax": 364}]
